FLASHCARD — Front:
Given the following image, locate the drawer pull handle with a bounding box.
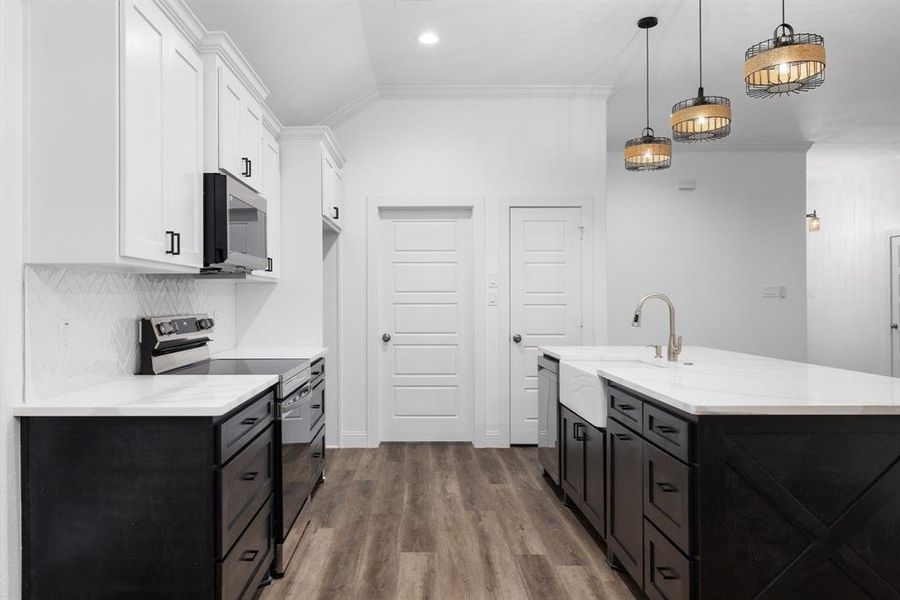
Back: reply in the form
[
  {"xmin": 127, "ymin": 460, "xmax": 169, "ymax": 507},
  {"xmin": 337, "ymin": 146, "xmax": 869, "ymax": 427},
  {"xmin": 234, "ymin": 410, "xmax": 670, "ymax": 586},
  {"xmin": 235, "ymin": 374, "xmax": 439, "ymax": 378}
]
[
  {"xmin": 617, "ymin": 404, "xmax": 635, "ymax": 411},
  {"xmin": 241, "ymin": 417, "xmax": 259, "ymax": 426},
  {"xmin": 312, "ymin": 451, "xmax": 323, "ymax": 459},
  {"xmin": 311, "ymin": 404, "xmax": 322, "ymax": 410},
  {"xmin": 240, "ymin": 550, "xmax": 259, "ymax": 562},
  {"xmin": 656, "ymin": 424, "xmax": 678, "ymax": 434},
  {"xmin": 656, "ymin": 482, "xmax": 678, "ymax": 493},
  {"xmin": 241, "ymin": 472, "xmax": 259, "ymax": 481},
  {"xmin": 573, "ymin": 423, "xmax": 586, "ymax": 442},
  {"xmin": 657, "ymin": 566, "xmax": 679, "ymax": 580},
  {"xmin": 614, "ymin": 433, "xmax": 632, "ymax": 441}
]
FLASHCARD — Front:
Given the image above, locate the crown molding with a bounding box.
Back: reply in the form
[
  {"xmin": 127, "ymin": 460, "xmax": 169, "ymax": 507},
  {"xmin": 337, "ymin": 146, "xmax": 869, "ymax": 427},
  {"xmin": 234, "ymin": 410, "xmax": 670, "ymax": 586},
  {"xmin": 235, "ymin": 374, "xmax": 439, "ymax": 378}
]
[
  {"xmin": 318, "ymin": 87, "xmax": 380, "ymax": 128},
  {"xmin": 378, "ymin": 84, "xmax": 615, "ymax": 101},
  {"xmin": 160, "ymin": 1, "xmax": 271, "ymax": 105},
  {"xmin": 279, "ymin": 126, "xmax": 346, "ymax": 167},
  {"xmin": 262, "ymin": 103, "xmax": 284, "ymax": 137}
]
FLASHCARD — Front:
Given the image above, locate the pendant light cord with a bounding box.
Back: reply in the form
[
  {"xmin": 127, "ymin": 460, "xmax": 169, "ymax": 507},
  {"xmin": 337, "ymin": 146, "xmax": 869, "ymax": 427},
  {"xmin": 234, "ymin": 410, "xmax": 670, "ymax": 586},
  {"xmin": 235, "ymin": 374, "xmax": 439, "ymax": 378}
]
[
  {"xmin": 645, "ymin": 26, "xmax": 650, "ymax": 130},
  {"xmin": 698, "ymin": 0, "xmax": 703, "ymax": 88},
  {"xmin": 782, "ymin": 0, "xmax": 786, "ymax": 24}
]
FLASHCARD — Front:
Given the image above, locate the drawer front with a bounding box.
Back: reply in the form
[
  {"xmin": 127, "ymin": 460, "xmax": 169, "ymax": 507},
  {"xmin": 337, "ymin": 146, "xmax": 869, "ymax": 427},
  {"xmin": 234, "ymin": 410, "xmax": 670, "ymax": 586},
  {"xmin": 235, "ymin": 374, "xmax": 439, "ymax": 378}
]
[
  {"xmin": 219, "ymin": 497, "xmax": 274, "ymax": 600},
  {"xmin": 644, "ymin": 520, "xmax": 692, "ymax": 600},
  {"xmin": 609, "ymin": 387, "xmax": 643, "ymax": 432},
  {"xmin": 310, "ymin": 358, "xmax": 325, "ymax": 382},
  {"xmin": 643, "ymin": 404, "xmax": 692, "ymax": 463},
  {"xmin": 308, "ymin": 378, "xmax": 325, "ymax": 433},
  {"xmin": 643, "ymin": 442, "xmax": 692, "ymax": 554},
  {"xmin": 310, "ymin": 423, "xmax": 326, "ymax": 477},
  {"xmin": 218, "ymin": 390, "xmax": 275, "ymax": 464},
  {"xmin": 219, "ymin": 425, "xmax": 274, "ymax": 558},
  {"xmin": 537, "ymin": 354, "xmax": 559, "ymax": 375}
]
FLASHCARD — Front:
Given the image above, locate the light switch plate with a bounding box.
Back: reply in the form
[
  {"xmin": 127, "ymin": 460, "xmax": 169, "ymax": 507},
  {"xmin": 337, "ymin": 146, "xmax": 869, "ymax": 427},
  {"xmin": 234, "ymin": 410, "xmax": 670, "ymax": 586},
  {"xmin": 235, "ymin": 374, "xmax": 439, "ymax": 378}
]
[{"xmin": 763, "ymin": 286, "xmax": 786, "ymax": 299}]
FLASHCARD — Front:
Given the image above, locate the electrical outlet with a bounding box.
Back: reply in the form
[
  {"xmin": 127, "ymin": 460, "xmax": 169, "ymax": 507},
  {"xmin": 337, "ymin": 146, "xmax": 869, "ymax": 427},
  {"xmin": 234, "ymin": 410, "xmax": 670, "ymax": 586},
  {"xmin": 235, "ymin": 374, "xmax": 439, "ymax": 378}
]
[
  {"xmin": 486, "ymin": 273, "xmax": 498, "ymax": 289},
  {"xmin": 488, "ymin": 291, "xmax": 498, "ymax": 306}
]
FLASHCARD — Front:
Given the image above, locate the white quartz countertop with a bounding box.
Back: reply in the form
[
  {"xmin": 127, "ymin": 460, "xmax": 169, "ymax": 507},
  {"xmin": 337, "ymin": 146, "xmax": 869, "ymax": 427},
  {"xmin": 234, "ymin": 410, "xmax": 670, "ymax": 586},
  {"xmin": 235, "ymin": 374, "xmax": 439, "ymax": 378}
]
[
  {"xmin": 541, "ymin": 346, "xmax": 900, "ymax": 416},
  {"xmin": 213, "ymin": 346, "xmax": 328, "ymax": 361},
  {"xmin": 13, "ymin": 374, "xmax": 279, "ymax": 417}
]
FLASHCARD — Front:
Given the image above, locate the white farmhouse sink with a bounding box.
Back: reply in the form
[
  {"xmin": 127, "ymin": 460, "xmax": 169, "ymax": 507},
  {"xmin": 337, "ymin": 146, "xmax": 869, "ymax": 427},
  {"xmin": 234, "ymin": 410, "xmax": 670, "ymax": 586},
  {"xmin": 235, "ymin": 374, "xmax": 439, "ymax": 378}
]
[{"xmin": 559, "ymin": 357, "xmax": 679, "ymax": 427}]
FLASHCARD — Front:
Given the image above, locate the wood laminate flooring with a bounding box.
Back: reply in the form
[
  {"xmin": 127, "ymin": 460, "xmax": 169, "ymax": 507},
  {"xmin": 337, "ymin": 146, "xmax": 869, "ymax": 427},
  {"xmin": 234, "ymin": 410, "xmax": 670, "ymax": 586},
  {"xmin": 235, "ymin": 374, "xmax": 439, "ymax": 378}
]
[{"xmin": 262, "ymin": 444, "xmax": 638, "ymax": 600}]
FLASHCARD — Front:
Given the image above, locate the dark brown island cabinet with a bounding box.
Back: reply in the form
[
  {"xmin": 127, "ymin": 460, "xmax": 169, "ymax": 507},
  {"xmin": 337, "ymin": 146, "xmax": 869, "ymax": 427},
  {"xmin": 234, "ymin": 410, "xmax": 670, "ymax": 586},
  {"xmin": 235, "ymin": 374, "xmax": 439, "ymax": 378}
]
[
  {"xmin": 21, "ymin": 388, "xmax": 277, "ymax": 600},
  {"xmin": 603, "ymin": 382, "xmax": 900, "ymax": 600}
]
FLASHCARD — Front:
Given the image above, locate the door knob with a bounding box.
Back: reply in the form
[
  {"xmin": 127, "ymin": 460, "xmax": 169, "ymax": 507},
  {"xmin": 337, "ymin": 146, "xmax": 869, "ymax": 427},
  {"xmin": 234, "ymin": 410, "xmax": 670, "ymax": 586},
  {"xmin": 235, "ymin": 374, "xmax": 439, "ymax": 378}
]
[
  {"xmin": 512, "ymin": 333, "xmax": 522, "ymax": 344},
  {"xmin": 382, "ymin": 333, "xmax": 392, "ymax": 343}
]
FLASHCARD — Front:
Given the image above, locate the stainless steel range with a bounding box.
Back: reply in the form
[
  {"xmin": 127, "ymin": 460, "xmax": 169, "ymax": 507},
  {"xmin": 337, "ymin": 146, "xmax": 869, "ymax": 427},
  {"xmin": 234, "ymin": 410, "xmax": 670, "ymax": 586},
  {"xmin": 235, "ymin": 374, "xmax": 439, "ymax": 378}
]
[{"xmin": 139, "ymin": 314, "xmax": 326, "ymax": 577}]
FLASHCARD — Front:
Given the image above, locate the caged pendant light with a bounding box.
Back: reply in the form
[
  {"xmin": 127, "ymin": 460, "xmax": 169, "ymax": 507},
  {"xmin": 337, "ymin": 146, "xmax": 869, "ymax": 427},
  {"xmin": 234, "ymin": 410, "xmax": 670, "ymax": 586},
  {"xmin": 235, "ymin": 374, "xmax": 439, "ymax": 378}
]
[
  {"xmin": 671, "ymin": 0, "xmax": 731, "ymax": 142},
  {"xmin": 624, "ymin": 17, "xmax": 672, "ymax": 172},
  {"xmin": 744, "ymin": 0, "xmax": 825, "ymax": 98}
]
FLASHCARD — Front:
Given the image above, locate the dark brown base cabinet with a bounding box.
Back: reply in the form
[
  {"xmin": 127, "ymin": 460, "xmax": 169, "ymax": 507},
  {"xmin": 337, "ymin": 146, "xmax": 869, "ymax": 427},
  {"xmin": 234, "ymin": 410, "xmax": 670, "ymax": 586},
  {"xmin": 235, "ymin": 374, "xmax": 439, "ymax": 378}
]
[
  {"xmin": 604, "ymin": 382, "xmax": 900, "ymax": 600},
  {"xmin": 560, "ymin": 405, "xmax": 606, "ymax": 539},
  {"xmin": 21, "ymin": 389, "xmax": 277, "ymax": 600}
]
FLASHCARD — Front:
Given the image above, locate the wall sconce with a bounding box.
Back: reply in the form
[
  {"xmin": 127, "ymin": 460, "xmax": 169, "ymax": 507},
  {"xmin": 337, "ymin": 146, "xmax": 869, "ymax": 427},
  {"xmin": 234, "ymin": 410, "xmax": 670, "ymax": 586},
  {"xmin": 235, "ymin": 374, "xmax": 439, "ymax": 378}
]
[{"xmin": 806, "ymin": 210, "xmax": 821, "ymax": 232}]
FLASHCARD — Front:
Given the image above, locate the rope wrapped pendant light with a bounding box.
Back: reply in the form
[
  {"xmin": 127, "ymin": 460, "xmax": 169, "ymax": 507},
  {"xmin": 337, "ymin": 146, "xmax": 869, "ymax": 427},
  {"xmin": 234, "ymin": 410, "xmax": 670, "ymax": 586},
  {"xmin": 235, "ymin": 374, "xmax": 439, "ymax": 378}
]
[
  {"xmin": 744, "ymin": 0, "xmax": 825, "ymax": 97},
  {"xmin": 625, "ymin": 17, "xmax": 671, "ymax": 172},
  {"xmin": 671, "ymin": 0, "xmax": 731, "ymax": 142}
]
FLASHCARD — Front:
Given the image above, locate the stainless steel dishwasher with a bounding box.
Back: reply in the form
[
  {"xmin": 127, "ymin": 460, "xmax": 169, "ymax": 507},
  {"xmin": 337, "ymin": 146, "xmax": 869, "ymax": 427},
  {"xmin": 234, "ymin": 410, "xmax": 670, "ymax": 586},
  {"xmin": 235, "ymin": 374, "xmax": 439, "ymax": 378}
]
[{"xmin": 537, "ymin": 354, "xmax": 560, "ymax": 484}]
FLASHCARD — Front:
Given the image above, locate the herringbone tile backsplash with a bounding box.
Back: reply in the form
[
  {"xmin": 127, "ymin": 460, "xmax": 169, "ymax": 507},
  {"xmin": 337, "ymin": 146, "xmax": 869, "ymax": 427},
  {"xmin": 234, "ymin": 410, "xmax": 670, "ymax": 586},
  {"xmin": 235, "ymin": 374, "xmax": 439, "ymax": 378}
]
[{"xmin": 25, "ymin": 266, "xmax": 236, "ymax": 400}]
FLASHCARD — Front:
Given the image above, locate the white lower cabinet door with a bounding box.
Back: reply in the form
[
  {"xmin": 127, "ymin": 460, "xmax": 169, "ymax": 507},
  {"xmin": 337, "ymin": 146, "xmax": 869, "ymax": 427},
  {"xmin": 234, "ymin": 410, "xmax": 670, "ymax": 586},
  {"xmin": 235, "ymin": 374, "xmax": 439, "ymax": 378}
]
[
  {"xmin": 377, "ymin": 208, "xmax": 475, "ymax": 442},
  {"xmin": 509, "ymin": 207, "xmax": 584, "ymax": 444},
  {"xmin": 120, "ymin": 0, "xmax": 167, "ymax": 263},
  {"xmin": 162, "ymin": 32, "xmax": 203, "ymax": 268}
]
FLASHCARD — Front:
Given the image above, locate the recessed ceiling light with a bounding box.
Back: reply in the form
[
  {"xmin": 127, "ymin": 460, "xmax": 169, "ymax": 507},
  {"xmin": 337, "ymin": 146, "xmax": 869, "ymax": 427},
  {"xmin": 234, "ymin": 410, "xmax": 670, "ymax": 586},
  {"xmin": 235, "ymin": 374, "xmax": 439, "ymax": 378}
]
[{"xmin": 417, "ymin": 30, "xmax": 440, "ymax": 46}]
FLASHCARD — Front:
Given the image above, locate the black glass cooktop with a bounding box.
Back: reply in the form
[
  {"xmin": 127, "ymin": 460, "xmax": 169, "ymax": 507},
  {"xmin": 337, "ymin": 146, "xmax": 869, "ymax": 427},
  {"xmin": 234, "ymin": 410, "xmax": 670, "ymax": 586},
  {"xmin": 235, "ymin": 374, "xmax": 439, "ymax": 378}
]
[{"xmin": 170, "ymin": 358, "xmax": 308, "ymax": 377}]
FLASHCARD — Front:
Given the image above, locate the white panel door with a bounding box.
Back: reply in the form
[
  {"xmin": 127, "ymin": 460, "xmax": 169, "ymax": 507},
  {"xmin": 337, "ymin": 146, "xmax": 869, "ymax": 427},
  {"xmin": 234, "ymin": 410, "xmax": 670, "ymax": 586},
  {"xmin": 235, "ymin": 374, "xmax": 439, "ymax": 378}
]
[
  {"xmin": 510, "ymin": 207, "xmax": 583, "ymax": 444},
  {"xmin": 892, "ymin": 236, "xmax": 900, "ymax": 377},
  {"xmin": 256, "ymin": 129, "xmax": 280, "ymax": 279},
  {"xmin": 162, "ymin": 32, "xmax": 203, "ymax": 267},
  {"xmin": 378, "ymin": 208, "xmax": 474, "ymax": 441},
  {"xmin": 120, "ymin": 0, "xmax": 166, "ymax": 263},
  {"xmin": 239, "ymin": 99, "xmax": 262, "ymax": 191}
]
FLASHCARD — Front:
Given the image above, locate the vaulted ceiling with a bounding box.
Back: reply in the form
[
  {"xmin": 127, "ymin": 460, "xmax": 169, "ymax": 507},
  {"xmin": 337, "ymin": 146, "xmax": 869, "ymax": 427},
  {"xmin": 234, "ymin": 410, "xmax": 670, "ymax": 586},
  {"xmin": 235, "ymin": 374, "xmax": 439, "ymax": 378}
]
[{"xmin": 187, "ymin": 0, "xmax": 900, "ymax": 151}]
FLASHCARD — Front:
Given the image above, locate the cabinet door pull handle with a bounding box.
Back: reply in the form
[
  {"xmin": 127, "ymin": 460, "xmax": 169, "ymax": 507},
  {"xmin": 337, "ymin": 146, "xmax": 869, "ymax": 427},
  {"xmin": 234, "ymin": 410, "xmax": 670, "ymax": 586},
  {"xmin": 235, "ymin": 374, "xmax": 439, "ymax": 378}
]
[
  {"xmin": 248, "ymin": 159, "xmax": 252, "ymax": 178},
  {"xmin": 165, "ymin": 231, "xmax": 176, "ymax": 254},
  {"xmin": 656, "ymin": 424, "xmax": 678, "ymax": 435},
  {"xmin": 311, "ymin": 404, "xmax": 321, "ymax": 410},
  {"xmin": 614, "ymin": 433, "xmax": 632, "ymax": 441},
  {"xmin": 241, "ymin": 417, "xmax": 259, "ymax": 426},
  {"xmin": 312, "ymin": 451, "xmax": 323, "ymax": 459},
  {"xmin": 618, "ymin": 404, "xmax": 635, "ymax": 411},
  {"xmin": 266, "ymin": 257, "xmax": 273, "ymax": 272},
  {"xmin": 240, "ymin": 550, "xmax": 259, "ymax": 562},
  {"xmin": 656, "ymin": 566, "xmax": 678, "ymax": 580},
  {"xmin": 573, "ymin": 423, "xmax": 586, "ymax": 441},
  {"xmin": 333, "ymin": 206, "xmax": 339, "ymax": 220},
  {"xmin": 242, "ymin": 157, "xmax": 250, "ymax": 177},
  {"xmin": 241, "ymin": 472, "xmax": 259, "ymax": 481},
  {"xmin": 656, "ymin": 482, "xmax": 678, "ymax": 493},
  {"xmin": 173, "ymin": 232, "xmax": 181, "ymax": 256}
]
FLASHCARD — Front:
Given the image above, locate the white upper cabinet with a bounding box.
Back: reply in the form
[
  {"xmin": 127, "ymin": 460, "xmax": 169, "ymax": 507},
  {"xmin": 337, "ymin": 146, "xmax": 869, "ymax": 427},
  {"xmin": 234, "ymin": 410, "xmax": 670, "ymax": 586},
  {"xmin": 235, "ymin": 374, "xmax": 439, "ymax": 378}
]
[
  {"xmin": 321, "ymin": 147, "xmax": 345, "ymax": 226},
  {"xmin": 207, "ymin": 58, "xmax": 263, "ymax": 192},
  {"xmin": 27, "ymin": 0, "xmax": 204, "ymax": 271},
  {"xmin": 251, "ymin": 126, "xmax": 281, "ymax": 280}
]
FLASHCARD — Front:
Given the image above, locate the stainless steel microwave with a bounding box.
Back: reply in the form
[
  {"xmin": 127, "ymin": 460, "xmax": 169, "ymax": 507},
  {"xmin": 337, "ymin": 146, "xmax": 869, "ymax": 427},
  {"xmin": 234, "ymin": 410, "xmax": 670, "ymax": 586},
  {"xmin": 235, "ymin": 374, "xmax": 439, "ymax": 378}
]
[{"xmin": 202, "ymin": 173, "xmax": 268, "ymax": 274}]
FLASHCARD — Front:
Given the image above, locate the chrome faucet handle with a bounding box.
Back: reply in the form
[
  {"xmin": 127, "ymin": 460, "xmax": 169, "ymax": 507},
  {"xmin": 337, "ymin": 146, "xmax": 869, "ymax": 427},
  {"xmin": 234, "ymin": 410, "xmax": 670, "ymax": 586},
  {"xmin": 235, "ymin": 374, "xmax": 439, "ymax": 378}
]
[{"xmin": 646, "ymin": 344, "xmax": 663, "ymax": 359}]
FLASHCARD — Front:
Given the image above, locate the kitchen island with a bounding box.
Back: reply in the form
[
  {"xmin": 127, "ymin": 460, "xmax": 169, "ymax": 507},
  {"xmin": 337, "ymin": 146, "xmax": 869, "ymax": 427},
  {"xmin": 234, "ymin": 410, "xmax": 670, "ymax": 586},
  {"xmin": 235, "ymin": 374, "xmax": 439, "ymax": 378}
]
[{"xmin": 540, "ymin": 346, "xmax": 900, "ymax": 600}]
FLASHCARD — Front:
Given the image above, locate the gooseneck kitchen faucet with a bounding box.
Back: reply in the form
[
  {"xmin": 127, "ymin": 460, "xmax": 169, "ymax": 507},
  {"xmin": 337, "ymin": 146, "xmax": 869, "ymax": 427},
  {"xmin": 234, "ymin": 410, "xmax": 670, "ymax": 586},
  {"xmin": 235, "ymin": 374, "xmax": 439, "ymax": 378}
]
[{"xmin": 632, "ymin": 293, "xmax": 683, "ymax": 362}]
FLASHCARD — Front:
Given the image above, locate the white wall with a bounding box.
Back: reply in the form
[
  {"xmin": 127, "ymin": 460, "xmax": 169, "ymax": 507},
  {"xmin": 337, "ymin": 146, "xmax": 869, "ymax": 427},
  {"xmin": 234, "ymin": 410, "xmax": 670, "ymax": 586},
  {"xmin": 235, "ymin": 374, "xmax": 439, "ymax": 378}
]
[
  {"xmin": 807, "ymin": 152, "xmax": 900, "ymax": 375},
  {"xmin": 235, "ymin": 138, "xmax": 324, "ymax": 348},
  {"xmin": 606, "ymin": 150, "xmax": 808, "ymax": 361},
  {"xmin": 0, "ymin": 0, "xmax": 24, "ymax": 596},
  {"xmin": 334, "ymin": 94, "xmax": 608, "ymax": 447}
]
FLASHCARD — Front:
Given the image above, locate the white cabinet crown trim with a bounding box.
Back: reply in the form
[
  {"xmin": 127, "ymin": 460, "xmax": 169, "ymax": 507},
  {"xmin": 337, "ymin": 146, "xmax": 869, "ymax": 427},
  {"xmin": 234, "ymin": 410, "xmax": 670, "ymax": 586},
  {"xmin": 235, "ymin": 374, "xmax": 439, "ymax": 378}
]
[{"xmin": 279, "ymin": 126, "xmax": 346, "ymax": 168}]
